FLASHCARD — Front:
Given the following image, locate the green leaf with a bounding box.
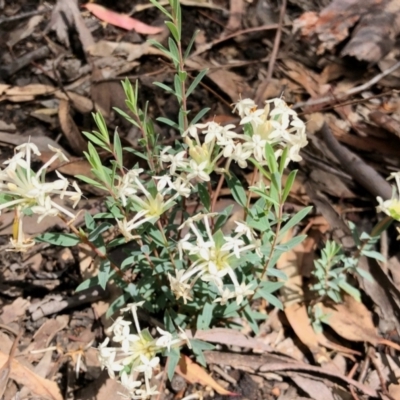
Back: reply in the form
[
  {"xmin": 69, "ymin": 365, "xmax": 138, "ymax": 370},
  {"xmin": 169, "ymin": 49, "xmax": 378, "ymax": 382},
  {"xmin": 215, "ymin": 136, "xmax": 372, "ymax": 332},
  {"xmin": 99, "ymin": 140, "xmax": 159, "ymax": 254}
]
[
  {"xmin": 93, "ymin": 112, "xmax": 109, "ymax": 143},
  {"xmin": 265, "ymin": 142, "xmax": 278, "ymax": 174},
  {"xmin": 156, "ymin": 117, "xmax": 180, "ymax": 130},
  {"xmin": 153, "ymin": 81, "xmax": 176, "ymax": 95},
  {"xmin": 35, "ymin": 232, "xmax": 80, "ymax": 247},
  {"xmin": 225, "ymin": 172, "xmax": 247, "ymax": 208},
  {"xmin": 113, "ymin": 107, "xmax": 139, "ymax": 127},
  {"xmin": 113, "ymin": 129, "xmax": 123, "ymax": 167},
  {"xmin": 76, "ymin": 175, "xmax": 106, "ymax": 190},
  {"xmin": 278, "ymin": 206, "xmax": 312, "ymax": 239},
  {"xmin": 82, "ymin": 131, "xmax": 108, "ymax": 150},
  {"xmin": 356, "ymin": 267, "xmax": 373, "ymax": 282},
  {"xmin": 148, "ymin": 0, "xmax": 173, "ymax": 19},
  {"xmin": 166, "ymin": 348, "xmax": 180, "ymax": 381},
  {"xmin": 165, "ymin": 21, "xmax": 180, "ymax": 42},
  {"xmin": 75, "ymin": 277, "xmax": 99, "ymax": 292},
  {"xmin": 338, "ymin": 281, "xmax": 361, "ymax": 302},
  {"xmin": 186, "ymin": 69, "xmax": 208, "ymax": 98},
  {"xmin": 183, "ymin": 29, "xmax": 199, "ymax": 60},
  {"xmin": 106, "ymin": 292, "xmax": 131, "ymax": 318},
  {"xmin": 190, "ymin": 339, "xmax": 215, "ymax": 367},
  {"xmin": 282, "ymin": 170, "xmax": 297, "ymax": 202},
  {"xmin": 88, "ymin": 222, "xmax": 112, "ymax": 242},
  {"xmin": 214, "ymin": 204, "xmax": 234, "ymax": 231},
  {"xmin": 190, "ymin": 107, "xmax": 210, "ymax": 125},
  {"xmin": 197, "ymin": 183, "xmax": 211, "ymax": 211},
  {"xmin": 85, "ymin": 212, "xmax": 96, "ymax": 230},
  {"xmin": 98, "ymin": 259, "xmax": 111, "ymax": 290},
  {"xmin": 168, "ymin": 38, "xmax": 181, "ymax": 67},
  {"xmin": 174, "ymin": 74, "xmax": 183, "ymax": 100},
  {"xmin": 197, "ymin": 303, "xmax": 215, "ymax": 329},
  {"xmin": 361, "ymin": 250, "xmax": 386, "ymax": 263}
]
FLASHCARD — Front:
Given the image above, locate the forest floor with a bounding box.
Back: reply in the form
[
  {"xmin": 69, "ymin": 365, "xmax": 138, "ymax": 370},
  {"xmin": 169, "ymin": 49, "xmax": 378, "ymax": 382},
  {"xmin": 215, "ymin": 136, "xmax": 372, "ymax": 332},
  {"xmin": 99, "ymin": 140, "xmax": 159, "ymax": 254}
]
[{"xmin": 1, "ymin": 0, "xmax": 400, "ymax": 399}]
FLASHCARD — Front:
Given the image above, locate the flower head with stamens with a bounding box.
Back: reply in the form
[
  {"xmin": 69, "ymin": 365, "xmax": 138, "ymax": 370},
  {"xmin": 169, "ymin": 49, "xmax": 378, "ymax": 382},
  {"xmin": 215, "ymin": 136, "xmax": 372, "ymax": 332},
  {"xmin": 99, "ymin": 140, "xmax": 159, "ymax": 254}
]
[
  {"xmin": 0, "ymin": 141, "xmax": 82, "ymax": 252},
  {"xmin": 98, "ymin": 302, "xmax": 189, "ymax": 399}
]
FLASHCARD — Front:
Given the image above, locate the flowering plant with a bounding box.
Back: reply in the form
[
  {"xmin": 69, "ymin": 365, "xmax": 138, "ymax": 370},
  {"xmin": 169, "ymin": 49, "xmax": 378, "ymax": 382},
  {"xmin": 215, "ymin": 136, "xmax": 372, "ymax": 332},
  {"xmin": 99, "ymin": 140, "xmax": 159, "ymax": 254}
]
[{"xmin": 0, "ymin": 0, "xmax": 315, "ymax": 397}]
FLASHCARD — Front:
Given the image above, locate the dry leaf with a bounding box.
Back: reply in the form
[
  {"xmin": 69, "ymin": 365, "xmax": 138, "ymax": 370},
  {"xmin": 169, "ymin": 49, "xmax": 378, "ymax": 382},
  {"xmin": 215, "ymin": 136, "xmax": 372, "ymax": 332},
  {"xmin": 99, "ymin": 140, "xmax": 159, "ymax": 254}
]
[
  {"xmin": 87, "ymin": 40, "xmax": 150, "ymax": 62},
  {"xmin": 6, "ymin": 84, "xmax": 55, "ymax": 98},
  {"xmin": 83, "ymin": 3, "xmax": 163, "ymax": 34},
  {"xmin": 58, "ymin": 99, "xmax": 88, "ymax": 154},
  {"xmin": 0, "ymin": 351, "xmax": 62, "ymax": 400},
  {"xmin": 55, "ymin": 90, "xmax": 93, "ymax": 114},
  {"xmin": 7, "ymin": 15, "xmax": 44, "ymax": 47},
  {"xmin": 176, "ymin": 355, "xmax": 236, "ymax": 395},
  {"xmin": 1, "ymin": 298, "xmax": 30, "ymax": 325},
  {"xmin": 46, "ymin": 0, "xmax": 94, "ymax": 50},
  {"xmin": 319, "ymin": 295, "xmax": 379, "ymax": 344}
]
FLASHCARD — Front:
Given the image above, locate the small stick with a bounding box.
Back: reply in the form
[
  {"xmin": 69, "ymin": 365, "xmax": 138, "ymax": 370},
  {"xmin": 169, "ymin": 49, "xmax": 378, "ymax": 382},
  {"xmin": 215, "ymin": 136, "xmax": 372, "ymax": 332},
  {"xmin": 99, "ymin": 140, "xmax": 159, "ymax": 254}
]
[
  {"xmin": 255, "ymin": 0, "xmax": 287, "ymax": 105},
  {"xmin": 293, "ymin": 60, "xmax": 400, "ymax": 110}
]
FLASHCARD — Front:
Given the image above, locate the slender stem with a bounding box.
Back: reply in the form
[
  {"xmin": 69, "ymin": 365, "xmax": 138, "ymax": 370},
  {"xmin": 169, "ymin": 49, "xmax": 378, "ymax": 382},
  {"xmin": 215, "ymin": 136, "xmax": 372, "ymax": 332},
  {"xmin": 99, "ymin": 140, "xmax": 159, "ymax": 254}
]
[
  {"xmin": 157, "ymin": 219, "xmax": 177, "ymax": 268},
  {"xmin": 211, "ymin": 174, "xmax": 225, "ymax": 213},
  {"xmin": 247, "ymin": 197, "xmax": 284, "ymax": 304}
]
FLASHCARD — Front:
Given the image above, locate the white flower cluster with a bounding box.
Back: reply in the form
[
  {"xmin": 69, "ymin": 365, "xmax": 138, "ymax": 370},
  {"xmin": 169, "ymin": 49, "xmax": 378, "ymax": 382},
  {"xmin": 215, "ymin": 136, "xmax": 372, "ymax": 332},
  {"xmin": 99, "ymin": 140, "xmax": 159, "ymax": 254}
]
[
  {"xmin": 113, "ymin": 97, "xmax": 307, "ymax": 242},
  {"xmin": 99, "ymin": 302, "xmax": 189, "ymax": 399},
  {"xmin": 114, "ymin": 168, "xmax": 192, "ymax": 241},
  {"xmin": 170, "ymin": 213, "xmax": 260, "ymax": 305},
  {"xmin": 0, "ymin": 142, "xmax": 81, "ymax": 252},
  {"xmin": 159, "ymin": 97, "xmax": 307, "ymax": 184}
]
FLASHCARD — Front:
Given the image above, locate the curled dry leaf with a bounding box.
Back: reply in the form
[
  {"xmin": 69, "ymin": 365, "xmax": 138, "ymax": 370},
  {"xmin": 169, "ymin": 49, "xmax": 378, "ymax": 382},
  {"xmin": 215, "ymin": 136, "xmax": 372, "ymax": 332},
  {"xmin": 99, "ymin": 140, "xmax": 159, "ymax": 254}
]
[{"xmin": 82, "ymin": 3, "xmax": 163, "ymax": 34}]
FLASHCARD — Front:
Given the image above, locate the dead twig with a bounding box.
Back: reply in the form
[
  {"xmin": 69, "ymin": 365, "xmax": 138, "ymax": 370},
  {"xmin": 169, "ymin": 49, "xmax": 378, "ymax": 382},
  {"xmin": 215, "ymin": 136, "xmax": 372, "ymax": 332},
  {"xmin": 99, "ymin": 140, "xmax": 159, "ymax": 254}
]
[
  {"xmin": 318, "ymin": 122, "xmax": 392, "ymax": 200},
  {"xmin": 293, "ymin": 61, "xmax": 400, "ymax": 110},
  {"xmin": 254, "ymin": 0, "xmax": 287, "ymax": 105}
]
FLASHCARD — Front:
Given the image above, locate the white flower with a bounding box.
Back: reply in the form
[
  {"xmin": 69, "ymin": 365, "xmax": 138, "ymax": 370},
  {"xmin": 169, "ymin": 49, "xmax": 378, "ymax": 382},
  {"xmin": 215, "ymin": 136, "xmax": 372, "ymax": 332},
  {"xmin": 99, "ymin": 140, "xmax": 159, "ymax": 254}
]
[
  {"xmin": 187, "ymin": 160, "xmax": 210, "ymax": 182},
  {"xmin": 134, "ymin": 355, "xmax": 159, "ymax": 379},
  {"xmin": 231, "ymin": 143, "xmax": 252, "ymax": 168},
  {"xmin": 234, "ymin": 282, "xmax": 254, "ymax": 305},
  {"xmin": 233, "ymin": 98, "xmax": 257, "ymax": 118},
  {"xmin": 214, "ymin": 288, "xmax": 234, "ymax": 305},
  {"xmin": 120, "ymin": 371, "xmax": 142, "ymax": 392},
  {"xmin": 243, "ymin": 134, "xmax": 267, "ymax": 162},
  {"xmin": 155, "ymin": 327, "xmax": 174, "ymax": 351},
  {"xmin": 172, "ymin": 176, "xmax": 192, "ymax": 198}
]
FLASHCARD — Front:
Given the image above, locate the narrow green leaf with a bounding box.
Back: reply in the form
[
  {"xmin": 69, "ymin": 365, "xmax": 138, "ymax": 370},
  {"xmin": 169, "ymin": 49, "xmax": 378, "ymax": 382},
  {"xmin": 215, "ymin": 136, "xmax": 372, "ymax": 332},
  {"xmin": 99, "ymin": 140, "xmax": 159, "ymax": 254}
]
[
  {"xmin": 75, "ymin": 277, "xmax": 99, "ymax": 292},
  {"xmin": 167, "ymin": 349, "xmax": 180, "ymax": 381},
  {"xmin": 153, "ymin": 81, "xmax": 176, "ymax": 95},
  {"xmin": 82, "ymin": 131, "xmax": 108, "ymax": 150},
  {"xmin": 35, "ymin": 232, "xmax": 80, "ymax": 247},
  {"xmin": 174, "ymin": 74, "xmax": 183, "ymax": 100},
  {"xmin": 165, "ymin": 21, "xmax": 180, "ymax": 42},
  {"xmin": 190, "ymin": 107, "xmax": 210, "ymax": 125},
  {"xmin": 279, "ymin": 206, "xmax": 312, "ymax": 239},
  {"xmin": 98, "ymin": 259, "xmax": 111, "ymax": 290},
  {"xmin": 113, "ymin": 129, "xmax": 123, "ymax": 167},
  {"xmin": 265, "ymin": 142, "xmax": 278, "ymax": 173},
  {"xmin": 197, "ymin": 183, "xmax": 211, "ymax": 211},
  {"xmin": 88, "ymin": 222, "xmax": 112, "ymax": 242},
  {"xmin": 183, "ymin": 29, "xmax": 199, "ymax": 60},
  {"xmin": 225, "ymin": 172, "xmax": 247, "ymax": 208},
  {"xmin": 76, "ymin": 175, "xmax": 106, "ymax": 190},
  {"xmin": 113, "ymin": 107, "xmax": 139, "ymax": 127},
  {"xmin": 156, "ymin": 117, "xmax": 180, "ymax": 130},
  {"xmin": 186, "ymin": 69, "xmax": 208, "ymax": 98},
  {"xmin": 148, "ymin": 0, "xmax": 173, "ymax": 19},
  {"xmin": 282, "ymin": 170, "xmax": 297, "ymax": 202}
]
